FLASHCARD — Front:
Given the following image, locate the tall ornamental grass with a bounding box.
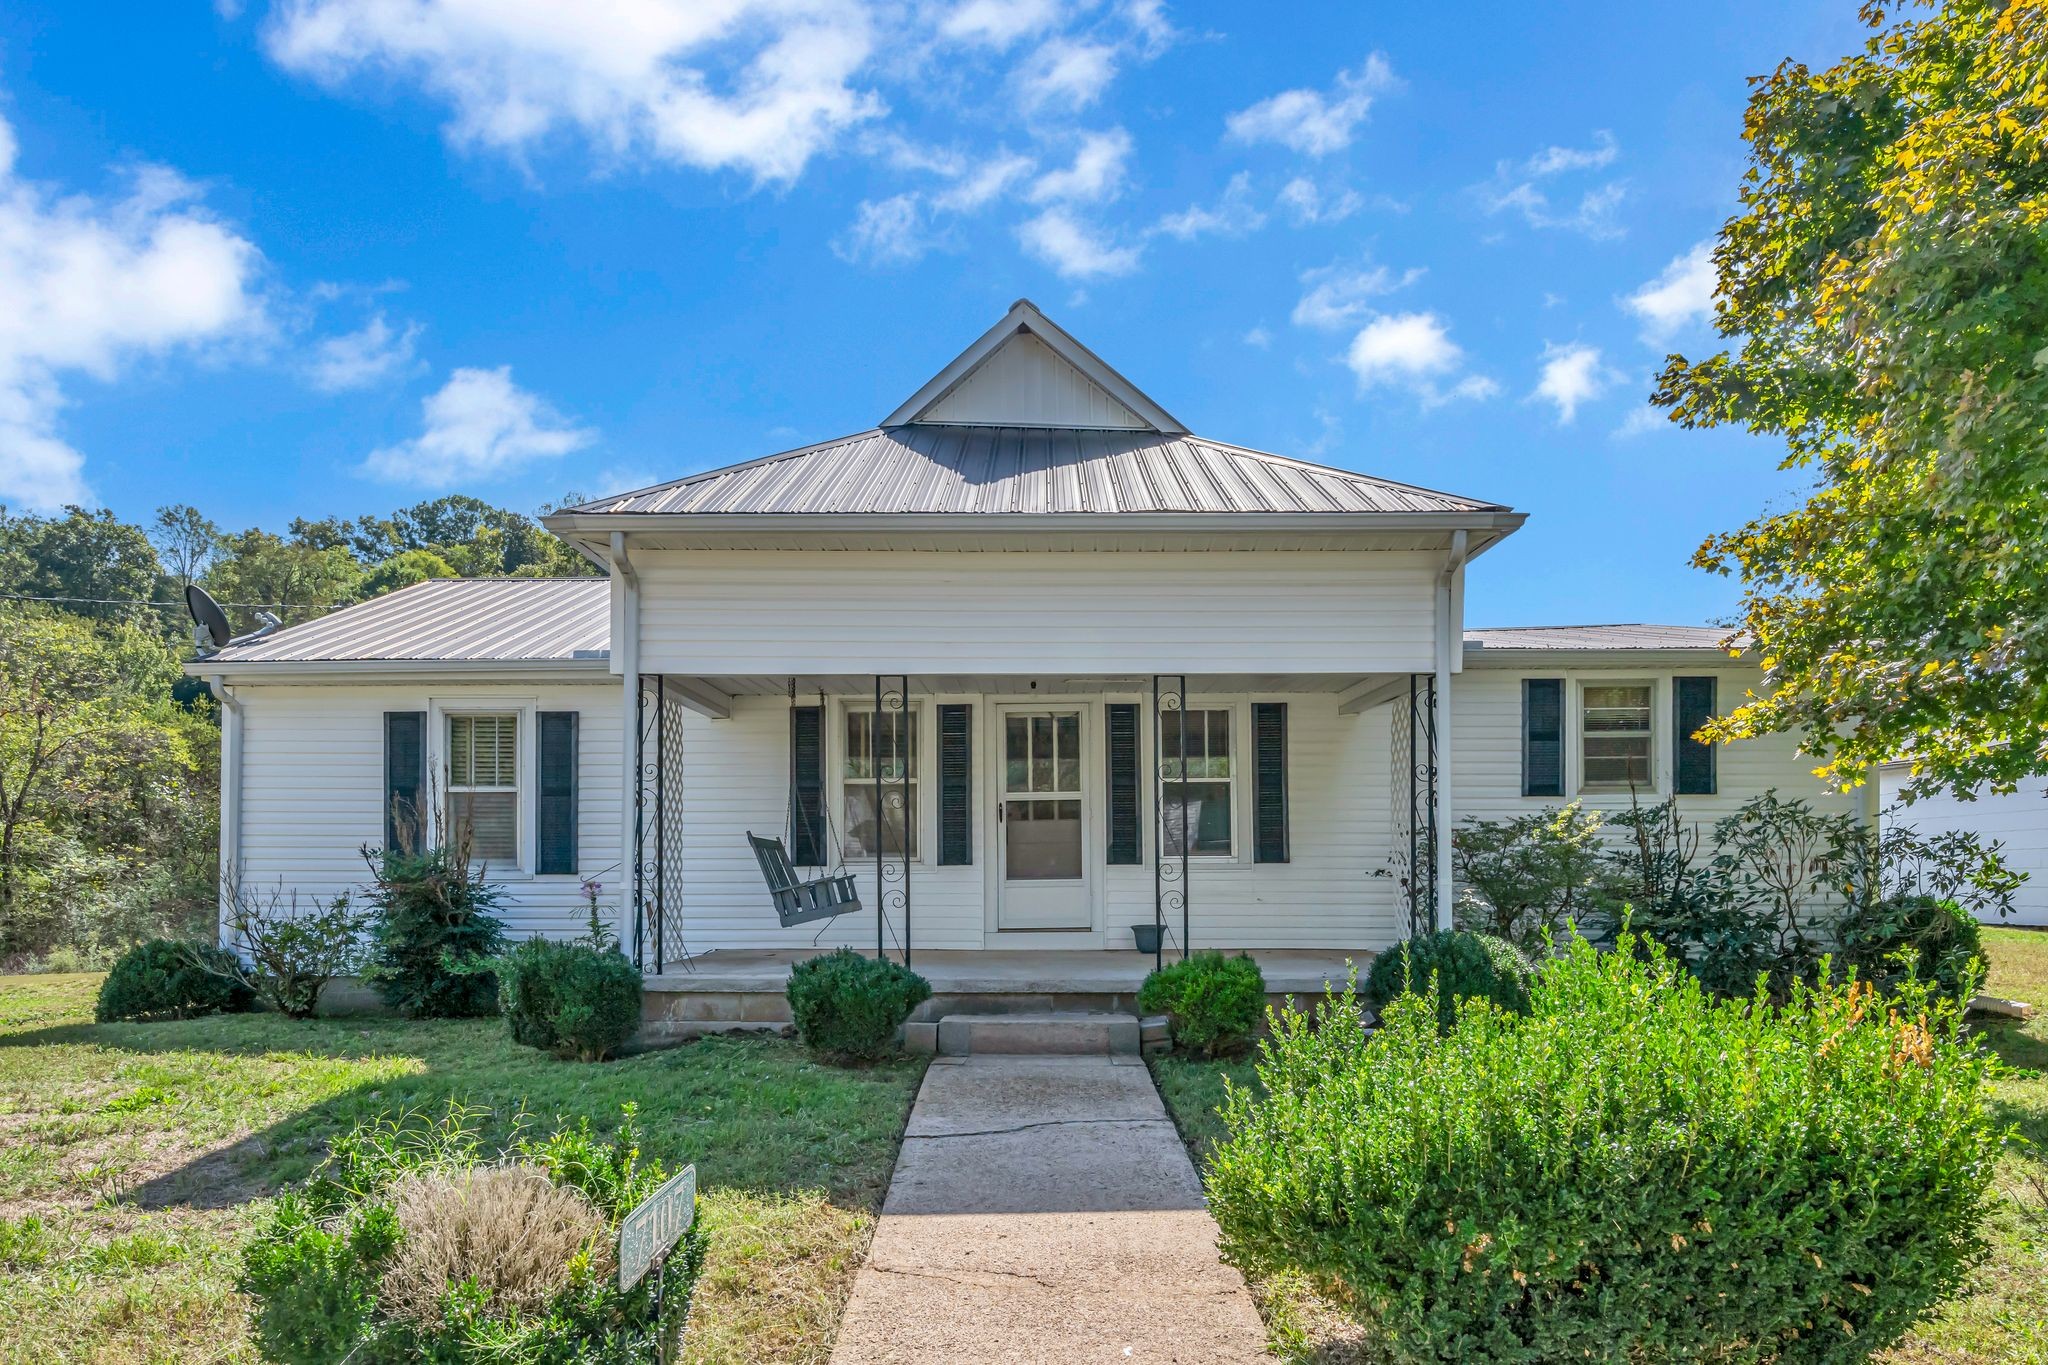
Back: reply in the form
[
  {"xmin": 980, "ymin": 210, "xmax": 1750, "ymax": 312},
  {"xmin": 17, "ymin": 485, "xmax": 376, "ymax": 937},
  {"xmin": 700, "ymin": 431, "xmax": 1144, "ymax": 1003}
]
[{"xmin": 1205, "ymin": 933, "xmax": 2004, "ymax": 1364}]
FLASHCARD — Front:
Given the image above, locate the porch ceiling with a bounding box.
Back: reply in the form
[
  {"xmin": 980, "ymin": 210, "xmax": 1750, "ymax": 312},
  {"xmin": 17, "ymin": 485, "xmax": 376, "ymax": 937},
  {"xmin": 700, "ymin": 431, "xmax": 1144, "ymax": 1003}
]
[{"xmin": 647, "ymin": 672, "xmax": 1405, "ymax": 697}]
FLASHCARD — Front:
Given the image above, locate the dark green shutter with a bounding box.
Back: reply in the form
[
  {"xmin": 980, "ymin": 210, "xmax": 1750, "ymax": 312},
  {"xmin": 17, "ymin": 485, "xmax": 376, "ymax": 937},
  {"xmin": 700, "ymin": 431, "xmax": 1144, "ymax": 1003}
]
[
  {"xmin": 537, "ymin": 711, "xmax": 578, "ymax": 874},
  {"xmin": 1673, "ymin": 676, "xmax": 1718, "ymax": 795},
  {"xmin": 1106, "ymin": 703, "xmax": 1140, "ymax": 864},
  {"xmin": 938, "ymin": 704, "xmax": 972, "ymax": 866},
  {"xmin": 1522, "ymin": 679, "xmax": 1565, "ymax": 797},
  {"xmin": 384, "ymin": 711, "xmax": 425, "ymax": 851},
  {"xmin": 1252, "ymin": 702, "xmax": 1289, "ymax": 863},
  {"xmin": 790, "ymin": 705, "xmax": 826, "ymax": 867}
]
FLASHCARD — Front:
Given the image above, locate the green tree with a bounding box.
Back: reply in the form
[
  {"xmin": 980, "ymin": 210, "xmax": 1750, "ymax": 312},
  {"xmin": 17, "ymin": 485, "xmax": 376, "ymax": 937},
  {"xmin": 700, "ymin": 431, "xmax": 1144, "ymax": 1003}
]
[
  {"xmin": 204, "ymin": 530, "xmax": 361, "ymax": 629},
  {"xmin": 150, "ymin": 504, "xmax": 221, "ymax": 590},
  {"xmin": 1656, "ymin": 0, "xmax": 2048, "ymax": 799},
  {"xmin": 359, "ymin": 548, "xmax": 458, "ymax": 599},
  {"xmin": 0, "ymin": 506, "xmax": 163, "ymax": 622},
  {"xmin": 0, "ymin": 607, "xmax": 207, "ymax": 955}
]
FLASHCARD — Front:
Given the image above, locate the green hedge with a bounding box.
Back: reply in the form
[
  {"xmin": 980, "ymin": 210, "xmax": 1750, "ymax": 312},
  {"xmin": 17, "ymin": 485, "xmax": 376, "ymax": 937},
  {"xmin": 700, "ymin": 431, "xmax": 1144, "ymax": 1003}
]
[
  {"xmin": 497, "ymin": 938, "xmax": 644, "ymax": 1062},
  {"xmin": 1359, "ymin": 929, "xmax": 1532, "ymax": 1032},
  {"xmin": 1137, "ymin": 952, "xmax": 1265, "ymax": 1057},
  {"xmin": 95, "ymin": 939, "xmax": 254, "ymax": 1023},
  {"xmin": 241, "ymin": 1105, "xmax": 702, "ymax": 1363},
  {"xmin": 786, "ymin": 949, "xmax": 931, "ymax": 1062},
  {"xmin": 1207, "ymin": 933, "xmax": 2003, "ymax": 1363}
]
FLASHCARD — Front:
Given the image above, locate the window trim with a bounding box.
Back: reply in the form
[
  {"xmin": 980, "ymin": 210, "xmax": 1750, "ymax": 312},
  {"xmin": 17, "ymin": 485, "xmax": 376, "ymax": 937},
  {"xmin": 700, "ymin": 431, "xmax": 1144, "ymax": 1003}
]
[
  {"xmin": 1159, "ymin": 703, "xmax": 1242, "ymax": 861},
  {"xmin": 832, "ymin": 699, "xmax": 931, "ymax": 866},
  {"xmin": 428, "ymin": 698, "xmax": 539, "ymax": 879},
  {"xmin": 1573, "ymin": 677, "xmax": 1661, "ymax": 796}
]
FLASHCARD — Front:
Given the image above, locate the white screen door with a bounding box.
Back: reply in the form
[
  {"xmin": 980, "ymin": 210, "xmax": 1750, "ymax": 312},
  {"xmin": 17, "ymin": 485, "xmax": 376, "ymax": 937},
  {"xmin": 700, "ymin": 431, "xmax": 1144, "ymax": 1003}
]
[{"xmin": 996, "ymin": 706, "xmax": 1092, "ymax": 929}]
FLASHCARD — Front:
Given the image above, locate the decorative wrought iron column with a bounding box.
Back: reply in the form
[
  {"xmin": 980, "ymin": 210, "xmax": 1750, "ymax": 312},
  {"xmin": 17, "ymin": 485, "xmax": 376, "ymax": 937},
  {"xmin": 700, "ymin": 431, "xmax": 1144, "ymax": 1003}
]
[
  {"xmin": 634, "ymin": 677, "xmax": 688, "ymax": 974},
  {"xmin": 1153, "ymin": 675, "xmax": 1190, "ymax": 969},
  {"xmin": 1408, "ymin": 674, "xmax": 1439, "ymax": 940},
  {"xmin": 874, "ymin": 675, "xmax": 911, "ymax": 965}
]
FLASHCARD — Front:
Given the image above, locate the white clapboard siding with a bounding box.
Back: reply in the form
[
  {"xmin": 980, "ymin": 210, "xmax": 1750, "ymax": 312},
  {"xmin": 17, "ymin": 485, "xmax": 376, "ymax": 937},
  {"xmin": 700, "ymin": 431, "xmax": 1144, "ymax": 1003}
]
[
  {"xmin": 633, "ymin": 549, "xmax": 1441, "ymax": 677},
  {"xmin": 919, "ymin": 331, "xmax": 1150, "ymax": 429},
  {"xmin": 1880, "ymin": 772, "xmax": 2048, "ymax": 926},
  {"xmin": 235, "ymin": 681, "xmax": 621, "ymax": 942},
  {"xmin": 1450, "ymin": 666, "xmax": 1863, "ymax": 848}
]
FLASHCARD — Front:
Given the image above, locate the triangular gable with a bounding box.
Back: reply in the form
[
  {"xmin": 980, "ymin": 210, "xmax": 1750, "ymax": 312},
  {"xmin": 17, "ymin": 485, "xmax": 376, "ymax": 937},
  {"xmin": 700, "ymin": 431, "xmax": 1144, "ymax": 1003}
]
[{"xmin": 882, "ymin": 298, "xmax": 1187, "ymax": 434}]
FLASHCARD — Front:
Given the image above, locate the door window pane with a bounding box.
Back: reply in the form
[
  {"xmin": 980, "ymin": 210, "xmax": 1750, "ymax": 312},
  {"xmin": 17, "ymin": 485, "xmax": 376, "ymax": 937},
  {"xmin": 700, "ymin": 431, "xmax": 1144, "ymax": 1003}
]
[{"xmin": 1005, "ymin": 798, "xmax": 1083, "ymax": 879}]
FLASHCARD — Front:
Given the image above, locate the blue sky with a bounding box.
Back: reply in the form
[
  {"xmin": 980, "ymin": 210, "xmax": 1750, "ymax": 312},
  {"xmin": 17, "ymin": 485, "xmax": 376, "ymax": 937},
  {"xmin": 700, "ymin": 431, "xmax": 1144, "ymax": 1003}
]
[{"xmin": 0, "ymin": 1, "xmax": 1868, "ymax": 627}]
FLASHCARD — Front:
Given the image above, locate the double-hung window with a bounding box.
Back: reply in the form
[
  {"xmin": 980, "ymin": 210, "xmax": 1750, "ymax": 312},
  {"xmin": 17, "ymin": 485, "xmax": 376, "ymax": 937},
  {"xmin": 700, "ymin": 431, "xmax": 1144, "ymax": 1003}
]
[
  {"xmin": 843, "ymin": 706, "xmax": 918, "ymax": 859},
  {"xmin": 447, "ymin": 713, "xmax": 519, "ymax": 863},
  {"xmin": 1161, "ymin": 708, "xmax": 1234, "ymax": 857},
  {"xmin": 1580, "ymin": 684, "xmax": 1653, "ymax": 790}
]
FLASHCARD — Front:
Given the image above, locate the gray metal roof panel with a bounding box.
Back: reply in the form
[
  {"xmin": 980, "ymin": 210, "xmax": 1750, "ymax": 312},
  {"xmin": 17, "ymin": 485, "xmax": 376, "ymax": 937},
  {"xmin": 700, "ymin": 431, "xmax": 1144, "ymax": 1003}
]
[
  {"xmin": 208, "ymin": 578, "xmax": 610, "ymax": 663},
  {"xmin": 1463, "ymin": 624, "xmax": 1742, "ymax": 652},
  {"xmin": 571, "ymin": 426, "xmax": 1505, "ymax": 517}
]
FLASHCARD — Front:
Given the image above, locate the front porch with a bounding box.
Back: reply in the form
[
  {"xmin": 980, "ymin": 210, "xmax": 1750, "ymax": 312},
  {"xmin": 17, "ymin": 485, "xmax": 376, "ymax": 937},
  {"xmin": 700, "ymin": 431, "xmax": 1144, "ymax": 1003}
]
[{"xmin": 639, "ymin": 946, "xmax": 1382, "ymax": 1041}]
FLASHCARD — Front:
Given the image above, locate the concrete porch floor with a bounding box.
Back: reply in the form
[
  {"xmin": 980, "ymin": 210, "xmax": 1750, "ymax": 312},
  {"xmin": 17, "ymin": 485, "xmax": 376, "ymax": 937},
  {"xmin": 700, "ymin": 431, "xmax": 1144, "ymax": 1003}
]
[{"xmin": 645, "ymin": 947, "xmax": 1378, "ymax": 998}]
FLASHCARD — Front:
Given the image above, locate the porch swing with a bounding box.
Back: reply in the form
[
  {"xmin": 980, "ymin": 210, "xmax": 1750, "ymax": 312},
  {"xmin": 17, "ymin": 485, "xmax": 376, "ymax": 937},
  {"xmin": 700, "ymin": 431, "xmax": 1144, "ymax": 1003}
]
[{"xmin": 746, "ymin": 682, "xmax": 864, "ymax": 928}]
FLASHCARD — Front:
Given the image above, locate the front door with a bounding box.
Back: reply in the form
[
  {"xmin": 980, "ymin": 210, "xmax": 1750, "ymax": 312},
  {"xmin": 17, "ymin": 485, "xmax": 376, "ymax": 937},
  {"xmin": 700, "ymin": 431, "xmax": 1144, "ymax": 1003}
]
[{"xmin": 996, "ymin": 706, "xmax": 1092, "ymax": 929}]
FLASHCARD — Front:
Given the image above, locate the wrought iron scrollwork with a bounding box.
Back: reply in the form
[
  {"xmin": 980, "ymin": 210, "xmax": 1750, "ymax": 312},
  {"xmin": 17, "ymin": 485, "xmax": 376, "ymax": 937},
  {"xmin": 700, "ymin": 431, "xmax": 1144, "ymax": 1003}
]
[
  {"xmin": 633, "ymin": 676, "xmax": 690, "ymax": 974},
  {"xmin": 1153, "ymin": 674, "xmax": 1190, "ymax": 968},
  {"xmin": 874, "ymin": 675, "xmax": 911, "ymax": 965},
  {"xmin": 1386, "ymin": 674, "xmax": 1439, "ymax": 940}
]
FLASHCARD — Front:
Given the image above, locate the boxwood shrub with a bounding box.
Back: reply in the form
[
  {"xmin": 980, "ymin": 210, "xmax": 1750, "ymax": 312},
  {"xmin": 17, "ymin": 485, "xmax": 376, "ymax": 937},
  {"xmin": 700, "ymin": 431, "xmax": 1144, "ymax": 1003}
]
[
  {"xmin": 1137, "ymin": 951, "xmax": 1266, "ymax": 1056},
  {"xmin": 1359, "ymin": 928, "xmax": 1532, "ymax": 1031},
  {"xmin": 1206, "ymin": 932, "xmax": 2003, "ymax": 1364},
  {"xmin": 95, "ymin": 939, "xmax": 254, "ymax": 1022},
  {"xmin": 786, "ymin": 948, "xmax": 931, "ymax": 1061},
  {"xmin": 497, "ymin": 938, "xmax": 645, "ymax": 1062},
  {"xmin": 241, "ymin": 1104, "xmax": 703, "ymax": 1363}
]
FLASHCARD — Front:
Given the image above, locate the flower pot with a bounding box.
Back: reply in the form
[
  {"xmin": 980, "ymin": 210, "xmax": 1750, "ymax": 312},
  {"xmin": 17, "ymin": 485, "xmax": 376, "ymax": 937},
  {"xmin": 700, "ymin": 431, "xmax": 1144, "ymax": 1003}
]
[{"xmin": 1131, "ymin": 923, "xmax": 1164, "ymax": 955}]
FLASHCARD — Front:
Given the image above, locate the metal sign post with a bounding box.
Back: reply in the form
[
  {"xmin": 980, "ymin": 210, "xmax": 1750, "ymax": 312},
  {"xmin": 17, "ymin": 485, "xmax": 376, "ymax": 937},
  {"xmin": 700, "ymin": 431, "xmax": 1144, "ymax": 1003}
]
[{"xmin": 619, "ymin": 1165, "xmax": 697, "ymax": 1361}]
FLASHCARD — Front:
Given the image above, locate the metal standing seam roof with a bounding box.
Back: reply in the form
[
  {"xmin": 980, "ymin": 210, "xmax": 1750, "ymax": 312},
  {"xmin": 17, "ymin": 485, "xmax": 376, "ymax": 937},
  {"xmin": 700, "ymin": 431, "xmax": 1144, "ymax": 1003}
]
[
  {"xmin": 1464, "ymin": 624, "xmax": 1743, "ymax": 652},
  {"xmin": 204, "ymin": 577, "xmax": 610, "ymax": 664},
  {"xmin": 566, "ymin": 427, "xmax": 1507, "ymax": 517}
]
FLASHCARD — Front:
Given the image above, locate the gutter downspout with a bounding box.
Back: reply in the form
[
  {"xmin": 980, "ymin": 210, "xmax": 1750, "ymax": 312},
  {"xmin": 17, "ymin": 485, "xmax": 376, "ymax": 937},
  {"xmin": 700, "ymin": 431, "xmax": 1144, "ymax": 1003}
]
[
  {"xmin": 1434, "ymin": 529, "xmax": 1469, "ymax": 932},
  {"xmin": 207, "ymin": 678, "xmax": 243, "ymax": 952},
  {"xmin": 611, "ymin": 532, "xmax": 640, "ymax": 955}
]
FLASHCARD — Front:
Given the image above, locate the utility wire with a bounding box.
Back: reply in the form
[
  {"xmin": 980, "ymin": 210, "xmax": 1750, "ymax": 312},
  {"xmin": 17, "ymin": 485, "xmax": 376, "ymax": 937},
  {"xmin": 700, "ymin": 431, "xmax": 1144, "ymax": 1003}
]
[{"xmin": 0, "ymin": 591, "xmax": 346, "ymax": 611}]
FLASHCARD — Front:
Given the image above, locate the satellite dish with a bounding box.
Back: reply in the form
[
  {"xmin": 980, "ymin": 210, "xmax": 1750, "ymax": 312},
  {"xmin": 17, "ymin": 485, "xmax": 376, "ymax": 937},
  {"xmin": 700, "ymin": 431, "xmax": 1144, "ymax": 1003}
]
[{"xmin": 185, "ymin": 584, "xmax": 232, "ymax": 651}]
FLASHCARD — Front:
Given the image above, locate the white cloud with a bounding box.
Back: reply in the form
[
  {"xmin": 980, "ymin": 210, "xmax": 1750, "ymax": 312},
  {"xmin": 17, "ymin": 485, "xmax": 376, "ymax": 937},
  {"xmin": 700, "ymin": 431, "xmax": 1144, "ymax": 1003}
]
[
  {"xmin": 1276, "ymin": 176, "xmax": 1362, "ymax": 226},
  {"xmin": 263, "ymin": 0, "xmax": 884, "ymax": 185},
  {"xmin": 307, "ymin": 311, "xmax": 420, "ymax": 391},
  {"xmin": 1531, "ymin": 341, "xmax": 1613, "ymax": 423},
  {"xmin": 0, "ymin": 114, "xmax": 264, "ymax": 510},
  {"xmin": 1225, "ymin": 54, "xmax": 1397, "ymax": 157},
  {"xmin": 1343, "ymin": 312, "xmax": 1496, "ymax": 406},
  {"xmin": 1291, "ymin": 260, "xmax": 1416, "ymax": 331},
  {"xmin": 1017, "ymin": 36, "xmax": 1119, "ymax": 111},
  {"xmin": 363, "ymin": 365, "xmax": 594, "ymax": 486},
  {"xmin": 939, "ymin": 0, "xmax": 1065, "ymax": 48},
  {"xmin": 1477, "ymin": 132, "xmax": 1626, "ymax": 239},
  {"xmin": 1243, "ymin": 325, "xmax": 1271, "ymax": 348},
  {"xmin": 1612, "ymin": 404, "xmax": 1666, "ymax": 439},
  {"xmin": 1151, "ymin": 172, "xmax": 1264, "ymax": 240},
  {"xmin": 1028, "ymin": 128, "xmax": 1131, "ymax": 204},
  {"xmin": 1121, "ymin": 0, "xmax": 1175, "ymax": 57},
  {"xmin": 1017, "ymin": 207, "xmax": 1140, "ymax": 279},
  {"xmin": 931, "ymin": 149, "xmax": 1033, "ymax": 211},
  {"xmin": 1624, "ymin": 240, "xmax": 1716, "ymax": 339},
  {"xmin": 833, "ymin": 193, "xmax": 929, "ymax": 265}
]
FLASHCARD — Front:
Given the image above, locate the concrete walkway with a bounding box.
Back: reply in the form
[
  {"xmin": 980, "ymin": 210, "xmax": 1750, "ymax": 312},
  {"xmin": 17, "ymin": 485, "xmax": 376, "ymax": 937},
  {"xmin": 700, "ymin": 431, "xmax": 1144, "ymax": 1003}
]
[{"xmin": 830, "ymin": 1056, "xmax": 1267, "ymax": 1364}]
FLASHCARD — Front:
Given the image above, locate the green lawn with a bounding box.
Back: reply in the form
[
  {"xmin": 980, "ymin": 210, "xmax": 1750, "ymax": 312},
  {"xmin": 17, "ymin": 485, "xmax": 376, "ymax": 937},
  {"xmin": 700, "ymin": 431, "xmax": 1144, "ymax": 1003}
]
[
  {"xmin": 1152, "ymin": 927, "xmax": 2048, "ymax": 1365},
  {"xmin": 0, "ymin": 977, "xmax": 925, "ymax": 1364}
]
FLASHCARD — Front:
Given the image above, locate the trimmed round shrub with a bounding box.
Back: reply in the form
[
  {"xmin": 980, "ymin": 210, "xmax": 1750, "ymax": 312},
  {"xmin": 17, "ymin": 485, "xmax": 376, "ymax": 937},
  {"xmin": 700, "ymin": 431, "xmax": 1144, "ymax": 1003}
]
[
  {"xmin": 1207, "ymin": 932, "xmax": 2003, "ymax": 1364},
  {"xmin": 1834, "ymin": 894, "xmax": 1986, "ymax": 1004},
  {"xmin": 497, "ymin": 938, "xmax": 644, "ymax": 1062},
  {"xmin": 241, "ymin": 1106, "xmax": 702, "ymax": 1364},
  {"xmin": 786, "ymin": 949, "xmax": 931, "ymax": 1062},
  {"xmin": 1359, "ymin": 929, "xmax": 1532, "ymax": 1031},
  {"xmin": 1137, "ymin": 952, "xmax": 1266, "ymax": 1057},
  {"xmin": 95, "ymin": 939, "xmax": 254, "ymax": 1023}
]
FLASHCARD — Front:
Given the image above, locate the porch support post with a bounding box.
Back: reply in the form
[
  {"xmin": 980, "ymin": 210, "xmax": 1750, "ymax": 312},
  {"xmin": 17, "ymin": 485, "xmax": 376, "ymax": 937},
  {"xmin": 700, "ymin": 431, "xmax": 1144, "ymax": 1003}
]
[
  {"xmin": 611, "ymin": 532, "xmax": 641, "ymax": 963},
  {"xmin": 1433, "ymin": 530, "xmax": 1469, "ymax": 932}
]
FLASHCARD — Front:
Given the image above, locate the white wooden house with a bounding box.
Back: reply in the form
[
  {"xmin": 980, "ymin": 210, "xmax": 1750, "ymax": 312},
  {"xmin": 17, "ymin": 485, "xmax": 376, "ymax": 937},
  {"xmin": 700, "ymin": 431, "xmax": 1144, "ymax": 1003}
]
[
  {"xmin": 1880, "ymin": 767, "xmax": 2048, "ymax": 926},
  {"xmin": 187, "ymin": 301, "xmax": 1860, "ymax": 1023}
]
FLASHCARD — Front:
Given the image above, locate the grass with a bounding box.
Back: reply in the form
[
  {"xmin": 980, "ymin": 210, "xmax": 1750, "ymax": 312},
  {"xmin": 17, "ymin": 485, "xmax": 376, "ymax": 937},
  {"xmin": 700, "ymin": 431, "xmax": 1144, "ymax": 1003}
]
[
  {"xmin": 1151, "ymin": 927, "xmax": 2048, "ymax": 1365},
  {"xmin": 0, "ymin": 975, "xmax": 925, "ymax": 1364}
]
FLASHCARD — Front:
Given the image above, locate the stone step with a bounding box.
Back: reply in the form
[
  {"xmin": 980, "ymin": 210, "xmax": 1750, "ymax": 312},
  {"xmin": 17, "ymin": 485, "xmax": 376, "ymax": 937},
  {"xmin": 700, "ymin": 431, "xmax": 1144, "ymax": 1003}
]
[{"xmin": 935, "ymin": 1011, "xmax": 1141, "ymax": 1057}]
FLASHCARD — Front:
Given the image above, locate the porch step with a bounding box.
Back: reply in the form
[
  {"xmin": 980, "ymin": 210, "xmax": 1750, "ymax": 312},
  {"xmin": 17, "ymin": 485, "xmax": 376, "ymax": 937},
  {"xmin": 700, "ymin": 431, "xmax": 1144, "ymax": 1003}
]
[{"xmin": 933, "ymin": 1011, "xmax": 1141, "ymax": 1057}]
